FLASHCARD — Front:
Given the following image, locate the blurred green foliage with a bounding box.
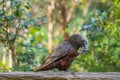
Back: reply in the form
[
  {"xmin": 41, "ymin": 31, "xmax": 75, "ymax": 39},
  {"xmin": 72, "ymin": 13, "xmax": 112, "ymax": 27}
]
[
  {"xmin": 71, "ymin": 0, "xmax": 120, "ymax": 72},
  {"xmin": 0, "ymin": 0, "xmax": 40, "ymax": 71},
  {"xmin": 0, "ymin": 0, "xmax": 120, "ymax": 72}
]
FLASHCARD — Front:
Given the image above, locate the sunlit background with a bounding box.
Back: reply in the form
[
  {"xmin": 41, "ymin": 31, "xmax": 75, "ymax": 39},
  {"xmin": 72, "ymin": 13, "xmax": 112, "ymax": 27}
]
[{"xmin": 0, "ymin": 0, "xmax": 120, "ymax": 72}]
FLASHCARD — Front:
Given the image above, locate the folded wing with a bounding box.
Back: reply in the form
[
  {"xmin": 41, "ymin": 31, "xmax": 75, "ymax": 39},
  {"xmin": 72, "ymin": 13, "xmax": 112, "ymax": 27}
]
[{"xmin": 37, "ymin": 41, "xmax": 72, "ymax": 70}]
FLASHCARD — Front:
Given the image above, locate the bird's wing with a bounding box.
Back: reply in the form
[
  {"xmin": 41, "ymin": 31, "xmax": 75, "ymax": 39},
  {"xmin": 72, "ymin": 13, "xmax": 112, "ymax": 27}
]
[{"xmin": 39, "ymin": 41, "xmax": 72, "ymax": 69}]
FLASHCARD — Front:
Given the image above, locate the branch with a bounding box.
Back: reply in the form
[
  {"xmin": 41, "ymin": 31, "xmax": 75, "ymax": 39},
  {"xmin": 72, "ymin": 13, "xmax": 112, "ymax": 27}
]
[
  {"xmin": 3, "ymin": 0, "xmax": 5, "ymax": 17},
  {"xmin": 56, "ymin": 0, "xmax": 70, "ymax": 41},
  {"xmin": 47, "ymin": 0, "xmax": 55, "ymax": 52},
  {"xmin": 66, "ymin": 0, "xmax": 82, "ymax": 23},
  {"xmin": 82, "ymin": 0, "xmax": 92, "ymax": 24}
]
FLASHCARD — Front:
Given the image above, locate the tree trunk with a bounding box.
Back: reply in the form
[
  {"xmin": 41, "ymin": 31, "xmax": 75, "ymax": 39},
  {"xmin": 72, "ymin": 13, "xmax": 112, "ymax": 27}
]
[
  {"xmin": 66, "ymin": 0, "xmax": 82, "ymax": 23},
  {"xmin": 82, "ymin": 0, "xmax": 92, "ymax": 24},
  {"xmin": 8, "ymin": 50, "xmax": 13, "ymax": 68},
  {"xmin": 8, "ymin": 45, "xmax": 16, "ymax": 68},
  {"xmin": 56, "ymin": 0, "xmax": 82, "ymax": 41},
  {"xmin": 56, "ymin": 0, "xmax": 70, "ymax": 42},
  {"xmin": 2, "ymin": 48, "xmax": 6, "ymax": 65},
  {"xmin": 48, "ymin": 0, "xmax": 55, "ymax": 53}
]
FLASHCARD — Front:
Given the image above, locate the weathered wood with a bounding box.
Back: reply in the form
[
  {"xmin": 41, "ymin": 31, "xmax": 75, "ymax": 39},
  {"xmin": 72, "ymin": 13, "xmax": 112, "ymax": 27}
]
[{"xmin": 0, "ymin": 71, "xmax": 120, "ymax": 80}]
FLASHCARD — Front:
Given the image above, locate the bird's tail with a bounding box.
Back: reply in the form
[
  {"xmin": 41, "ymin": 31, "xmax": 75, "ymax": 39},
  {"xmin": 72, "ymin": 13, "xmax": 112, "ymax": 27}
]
[
  {"xmin": 34, "ymin": 65, "xmax": 47, "ymax": 72},
  {"xmin": 34, "ymin": 61, "xmax": 58, "ymax": 72},
  {"xmin": 34, "ymin": 67, "xmax": 43, "ymax": 72}
]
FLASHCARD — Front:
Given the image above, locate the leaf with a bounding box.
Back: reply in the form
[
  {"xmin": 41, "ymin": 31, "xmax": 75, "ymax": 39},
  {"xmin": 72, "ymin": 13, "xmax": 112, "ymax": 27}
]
[
  {"xmin": 26, "ymin": 12, "xmax": 31, "ymax": 18},
  {"xmin": 24, "ymin": 2, "xmax": 31, "ymax": 9},
  {"xmin": 24, "ymin": 20, "xmax": 31, "ymax": 28},
  {"xmin": 101, "ymin": 11, "xmax": 107, "ymax": 19},
  {"xmin": 36, "ymin": 24, "xmax": 41, "ymax": 30},
  {"xmin": 6, "ymin": 16, "xmax": 14, "ymax": 21}
]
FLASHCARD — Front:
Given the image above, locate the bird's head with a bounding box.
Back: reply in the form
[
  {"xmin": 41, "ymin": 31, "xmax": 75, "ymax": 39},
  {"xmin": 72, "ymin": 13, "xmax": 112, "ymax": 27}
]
[{"xmin": 70, "ymin": 34, "xmax": 89, "ymax": 53}]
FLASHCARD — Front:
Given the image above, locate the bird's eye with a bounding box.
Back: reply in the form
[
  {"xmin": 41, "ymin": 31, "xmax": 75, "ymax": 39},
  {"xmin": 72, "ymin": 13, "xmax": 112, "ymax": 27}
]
[
  {"xmin": 82, "ymin": 40, "xmax": 84, "ymax": 44},
  {"xmin": 82, "ymin": 40, "xmax": 87, "ymax": 45}
]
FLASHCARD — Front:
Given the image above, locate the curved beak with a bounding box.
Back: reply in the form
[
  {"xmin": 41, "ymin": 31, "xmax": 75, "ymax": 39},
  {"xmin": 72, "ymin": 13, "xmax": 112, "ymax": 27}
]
[
  {"xmin": 81, "ymin": 35, "xmax": 89, "ymax": 54},
  {"xmin": 81, "ymin": 42, "xmax": 89, "ymax": 53}
]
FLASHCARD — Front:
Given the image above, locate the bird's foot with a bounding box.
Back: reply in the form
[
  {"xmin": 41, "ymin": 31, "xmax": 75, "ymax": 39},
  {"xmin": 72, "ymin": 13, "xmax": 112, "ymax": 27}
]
[
  {"xmin": 65, "ymin": 70, "xmax": 75, "ymax": 75},
  {"xmin": 53, "ymin": 69, "xmax": 59, "ymax": 72}
]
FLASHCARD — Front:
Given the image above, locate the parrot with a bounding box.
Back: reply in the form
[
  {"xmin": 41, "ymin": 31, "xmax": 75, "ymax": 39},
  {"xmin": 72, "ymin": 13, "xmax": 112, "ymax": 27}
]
[{"xmin": 35, "ymin": 34, "xmax": 88, "ymax": 71}]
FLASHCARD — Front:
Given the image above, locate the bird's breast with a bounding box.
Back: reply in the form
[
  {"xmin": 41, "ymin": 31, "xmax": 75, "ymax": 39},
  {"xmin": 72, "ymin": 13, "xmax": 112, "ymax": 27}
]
[{"xmin": 58, "ymin": 48, "xmax": 78, "ymax": 70}]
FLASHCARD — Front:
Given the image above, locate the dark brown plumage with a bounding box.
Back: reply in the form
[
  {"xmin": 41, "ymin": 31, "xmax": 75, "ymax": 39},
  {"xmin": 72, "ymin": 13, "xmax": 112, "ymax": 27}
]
[{"xmin": 35, "ymin": 34, "xmax": 88, "ymax": 71}]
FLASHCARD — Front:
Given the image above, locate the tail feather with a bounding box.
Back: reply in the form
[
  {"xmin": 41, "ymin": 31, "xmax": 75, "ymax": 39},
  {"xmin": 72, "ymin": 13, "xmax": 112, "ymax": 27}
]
[
  {"xmin": 34, "ymin": 61, "xmax": 59, "ymax": 72},
  {"xmin": 34, "ymin": 66, "xmax": 43, "ymax": 72}
]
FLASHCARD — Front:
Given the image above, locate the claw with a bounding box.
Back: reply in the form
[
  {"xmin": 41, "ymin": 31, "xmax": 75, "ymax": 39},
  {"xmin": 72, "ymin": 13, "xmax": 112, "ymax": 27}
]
[{"xmin": 65, "ymin": 70, "xmax": 75, "ymax": 75}]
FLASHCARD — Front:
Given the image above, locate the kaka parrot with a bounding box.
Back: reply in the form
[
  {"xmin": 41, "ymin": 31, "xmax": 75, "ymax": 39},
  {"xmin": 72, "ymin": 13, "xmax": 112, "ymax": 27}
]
[{"xmin": 35, "ymin": 34, "xmax": 88, "ymax": 71}]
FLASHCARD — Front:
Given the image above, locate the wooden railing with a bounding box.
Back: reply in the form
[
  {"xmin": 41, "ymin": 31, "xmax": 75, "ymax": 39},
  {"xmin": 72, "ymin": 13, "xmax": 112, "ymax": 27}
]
[{"xmin": 0, "ymin": 71, "xmax": 120, "ymax": 80}]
